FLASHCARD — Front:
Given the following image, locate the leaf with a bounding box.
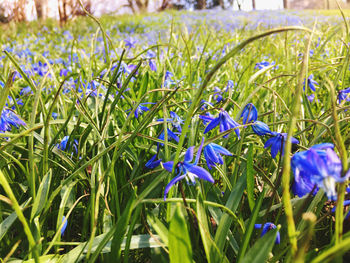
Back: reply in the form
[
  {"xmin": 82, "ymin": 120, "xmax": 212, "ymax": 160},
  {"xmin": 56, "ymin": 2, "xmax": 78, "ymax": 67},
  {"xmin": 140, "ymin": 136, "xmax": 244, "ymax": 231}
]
[
  {"xmin": 214, "ymin": 172, "xmax": 246, "ymax": 253},
  {"xmin": 169, "ymin": 203, "xmax": 192, "ymax": 263},
  {"xmin": 0, "ymin": 198, "xmax": 31, "ymax": 241},
  {"xmin": 30, "ymin": 170, "xmax": 52, "ymax": 220},
  {"xmin": 241, "ymin": 228, "xmax": 278, "ymax": 263},
  {"xmin": 237, "ymin": 187, "xmax": 266, "ymax": 263},
  {"xmin": 147, "ymin": 212, "xmax": 169, "ymax": 246},
  {"xmin": 0, "ymin": 71, "xmax": 15, "ymax": 112},
  {"xmin": 246, "ymin": 144, "xmax": 255, "ymax": 211},
  {"xmin": 197, "ymin": 191, "xmax": 228, "ymax": 263}
]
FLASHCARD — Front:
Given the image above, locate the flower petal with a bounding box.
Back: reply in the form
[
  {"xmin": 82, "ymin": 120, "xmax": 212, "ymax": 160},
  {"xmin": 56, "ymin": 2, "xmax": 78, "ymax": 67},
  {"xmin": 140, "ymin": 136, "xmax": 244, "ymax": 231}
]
[
  {"xmin": 162, "ymin": 161, "xmax": 174, "ymax": 173},
  {"xmin": 164, "ymin": 174, "xmax": 186, "ymax": 201},
  {"xmin": 204, "ymin": 117, "xmax": 220, "ymax": 134},
  {"xmin": 186, "ymin": 164, "xmax": 214, "ymax": 183}
]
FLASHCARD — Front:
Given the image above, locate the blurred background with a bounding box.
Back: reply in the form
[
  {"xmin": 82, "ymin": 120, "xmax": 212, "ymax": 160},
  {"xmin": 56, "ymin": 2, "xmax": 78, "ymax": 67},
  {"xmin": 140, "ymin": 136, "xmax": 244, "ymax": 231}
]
[{"xmin": 1, "ymin": 0, "xmax": 349, "ymax": 23}]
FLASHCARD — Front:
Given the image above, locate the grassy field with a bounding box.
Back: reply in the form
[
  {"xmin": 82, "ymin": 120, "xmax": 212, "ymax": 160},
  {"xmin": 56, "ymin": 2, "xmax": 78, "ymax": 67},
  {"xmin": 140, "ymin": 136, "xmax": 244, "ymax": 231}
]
[{"xmin": 0, "ymin": 9, "xmax": 350, "ymax": 262}]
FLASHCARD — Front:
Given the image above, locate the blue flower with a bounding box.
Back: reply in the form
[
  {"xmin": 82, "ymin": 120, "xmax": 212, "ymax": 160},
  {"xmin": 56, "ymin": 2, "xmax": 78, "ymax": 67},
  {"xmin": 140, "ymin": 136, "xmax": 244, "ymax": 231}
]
[
  {"xmin": 291, "ymin": 143, "xmax": 349, "ymax": 201},
  {"xmin": 264, "ymin": 132, "xmax": 299, "ymax": 159},
  {"xmin": 255, "ymin": 61, "xmax": 275, "ymax": 70},
  {"xmin": 127, "ymin": 102, "xmax": 155, "ymax": 119},
  {"xmin": 0, "ymin": 109, "xmax": 26, "ymax": 132},
  {"xmin": 203, "ymin": 143, "xmax": 232, "ymax": 169},
  {"xmin": 307, "ymin": 94, "xmax": 315, "ymax": 102},
  {"xmin": 240, "ymin": 103, "xmax": 258, "ymax": 124},
  {"xmin": 199, "ymin": 100, "xmax": 213, "ymax": 111},
  {"xmin": 254, "ymin": 223, "xmax": 280, "ymax": 244},
  {"xmin": 145, "ymin": 154, "xmax": 162, "ymax": 169},
  {"xmin": 158, "ymin": 128, "xmax": 180, "ymax": 145},
  {"xmin": 225, "ymin": 80, "xmax": 234, "ymax": 92},
  {"xmin": 303, "ymin": 74, "xmax": 319, "ymax": 92},
  {"xmin": 162, "ymin": 139, "xmax": 214, "ymax": 200},
  {"xmin": 149, "ymin": 60, "xmax": 157, "ymax": 72},
  {"xmin": 61, "ymin": 216, "xmax": 68, "ymax": 236},
  {"xmin": 204, "ymin": 109, "xmax": 240, "ymax": 139},
  {"xmin": 52, "ymin": 112, "xmax": 58, "ymax": 120},
  {"xmin": 199, "ymin": 112, "xmax": 214, "ymax": 125},
  {"xmin": 124, "ymin": 38, "xmax": 137, "ymax": 49},
  {"xmin": 213, "ymin": 87, "xmax": 223, "ymax": 103},
  {"xmin": 251, "ymin": 121, "xmax": 272, "ymax": 136},
  {"xmin": 57, "ymin": 136, "xmax": 78, "ymax": 154},
  {"xmin": 338, "ymin": 87, "xmax": 350, "ymax": 104},
  {"xmin": 157, "ymin": 111, "xmax": 184, "ymax": 132},
  {"xmin": 20, "ymin": 86, "xmax": 33, "ymax": 96}
]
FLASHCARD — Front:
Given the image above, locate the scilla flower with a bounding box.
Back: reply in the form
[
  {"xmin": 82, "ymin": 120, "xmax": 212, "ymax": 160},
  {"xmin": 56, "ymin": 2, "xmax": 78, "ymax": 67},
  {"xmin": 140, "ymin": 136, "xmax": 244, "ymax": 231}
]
[
  {"xmin": 291, "ymin": 143, "xmax": 349, "ymax": 201},
  {"xmin": 251, "ymin": 121, "xmax": 272, "ymax": 136},
  {"xmin": 303, "ymin": 74, "xmax": 319, "ymax": 92},
  {"xmin": 0, "ymin": 108, "xmax": 26, "ymax": 132},
  {"xmin": 240, "ymin": 103, "xmax": 258, "ymax": 124},
  {"xmin": 204, "ymin": 109, "xmax": 240, "ymax": 139},
  {"xmin": 162, "ymin": 139, "xmax": 214, "ymax": 200},
  {"xmin": 338, "ymin": 87, "xmax": 350, "ymax": 104},
  {"xmin": 203, "ymin": 143, "xmax": 232, "ymax": 169},
  {"xmin": 61, "ymin": 216, "xmax": 68, "ymax": 236},
  {"xmin": 264, "ymin": 132, "xmax": 299, "ymax": 159},
  {"xmin": 254, "ymin": 223, "xmax": 280, "ymax": 244}
]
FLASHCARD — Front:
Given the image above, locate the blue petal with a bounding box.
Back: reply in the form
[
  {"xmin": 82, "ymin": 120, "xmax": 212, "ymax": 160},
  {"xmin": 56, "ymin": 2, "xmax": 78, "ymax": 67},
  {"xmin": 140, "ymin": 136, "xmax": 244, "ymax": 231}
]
[
  {"xmin": 195, "ymin": 137, "xmax": 205, "ymax": 165},
  {"xmin": 211, "ymin": 143, "xmax": 232, "ymax": 156},
  {"xmin": 164, "ymin": 174, "xmax": 186, "ymax": 201},
  {"xmin": 61, "ymin": 216, "xmax": 68, "ymax": 236},
  {"xmin": 185, "ymin": 146, "xmax": 194, "ymax": 163},
  {"xmin": 204, "ymin": 117, "xmax": 220, "ymax": 134},
  {"xmin": 162, "ymin": 161, "xmax": 174, "ymax": 173},
  {"xmin": 186, "ymin": 164, "xmax": 214, "ymax": 183}
]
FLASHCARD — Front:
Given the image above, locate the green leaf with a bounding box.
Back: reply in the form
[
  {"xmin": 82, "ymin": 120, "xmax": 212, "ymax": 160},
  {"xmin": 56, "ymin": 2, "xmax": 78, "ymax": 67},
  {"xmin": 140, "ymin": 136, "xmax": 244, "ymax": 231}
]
[
  {"xmin": 237, "ymin": 187, "xmax": 267, "ymax": 263},
  {"xmin": 241, "ymin": 228, "xmax": 278, "ymax": 263},
  {"xmin": 0, "ymin": 198, "xmax": 31, "ymax": 242},
  {"xmin": 30, "ymin": 170, "xmax": 52, "ymax": 220},
  {"xmin": 169, "ymin": 203, "xmax": 192, "ymax": 263},
  {"xmin": 197, "ymin": 191, "xmax": 228, "ymax": 263},
  {"xmin": 147, "ymin": 212, "xmax": 169, "ymax": 246},
  {"xmin": 214, "ymin": 172, "xmax": 246, "ymax": 253},
  {"xmin": 246, "ymin": 144, "xmax": 255, "ymax": 211},
  {"xmin": 0, "ymin": 71, "xmax": 15, "ymax": 112}
]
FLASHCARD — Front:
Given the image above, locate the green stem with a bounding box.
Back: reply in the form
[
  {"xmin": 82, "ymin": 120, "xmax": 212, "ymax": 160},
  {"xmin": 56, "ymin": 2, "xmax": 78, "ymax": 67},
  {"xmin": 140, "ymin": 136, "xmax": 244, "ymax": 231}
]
[
  {"xmin": 281, "ymin": 24, "xmax": 315, "ymax": 257},
  {"xmin": 0, "ymin": 170, "xmax": 39, "ymax": 262}
]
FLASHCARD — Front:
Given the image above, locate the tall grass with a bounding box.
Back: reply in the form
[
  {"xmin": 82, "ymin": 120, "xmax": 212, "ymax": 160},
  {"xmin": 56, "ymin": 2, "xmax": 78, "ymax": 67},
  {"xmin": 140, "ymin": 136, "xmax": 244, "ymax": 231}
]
[{"xmin": 0, "ymin": 9, "xmax": 350, "ymax": 262}]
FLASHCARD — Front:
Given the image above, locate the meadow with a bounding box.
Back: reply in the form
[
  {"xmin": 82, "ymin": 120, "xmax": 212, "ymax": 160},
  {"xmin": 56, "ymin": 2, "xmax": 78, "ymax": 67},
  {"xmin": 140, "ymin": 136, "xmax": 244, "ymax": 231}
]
[{"xmin": 0, "ymin": 9, "xmax": 350, "ymax": 262}]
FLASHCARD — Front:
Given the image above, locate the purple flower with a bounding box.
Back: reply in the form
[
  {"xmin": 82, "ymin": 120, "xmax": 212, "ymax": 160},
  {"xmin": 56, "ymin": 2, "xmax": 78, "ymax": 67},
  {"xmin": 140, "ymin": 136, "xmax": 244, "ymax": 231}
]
[
  {"xmin": 127, "ymin": 102, "xmax": 155, "ymax": 119},
  {"xmin": 254, "ymin": 223, "xmax": 280, "ymax": 244},
  {"xmin": 251, "ymin": 121, "xmax": 272, "ymax": 136},
  {"xmin": 149, "ymin": 60, "xmax": 157, "ymax": 72},
  {"xmin": 0, "ymin": 109, "xmax": 26, "ymax": 132},
  {"xmin": 264, "ymin": 132, "xmax": 299, "ymax": 159},
  {"xmin": 203, "ymin": 143, "xmax": 232, "ymax": 169},
  {"xmin": 61, "ymin": 216, "xmax": 68, "ymax": 236},
  {"xmin": 57, "ymin": 136, "xmax": 78, "ymax": 154},
  {"xmin": 204, "ymin": 109, "xmax": 240, "ymax": 139},
  {"xmin": 158, "ymin": 128, "xmax": 180, "ymax": 145},
  {"xmin": 162, "ymin": 139, "xmax": 214, "ymax": 200},
  {"xmin": 303, "ymin": 74, "xmax": 319, "ymax": 92},
  {"xmin": 145, "ymin": 154, "xmax": 161, "ymax": 169},
  {"xmin": 338, "ymin": 87, "xmax": 350, "ymax": 104},
  {"xmin": 213, "ymin": 87, "xmax": 223, "ymax": 103},
  {"xmin": 255, "ymin": 61, "xmax": 275, "ymax": 70},
  {"xmin": 240, "ymin": 103, "xmax": 258, "ymax": 124},
  {"xmin": 157, "ymin": 111, "xmax": 184, "ymax": 132},
  {"xmin": 124, "ymin": 38, "xmax": 137, "ymax": 49},
  {"xmin": 291, "ymin": 143, "xmax": 349, "ymax": 201}
]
